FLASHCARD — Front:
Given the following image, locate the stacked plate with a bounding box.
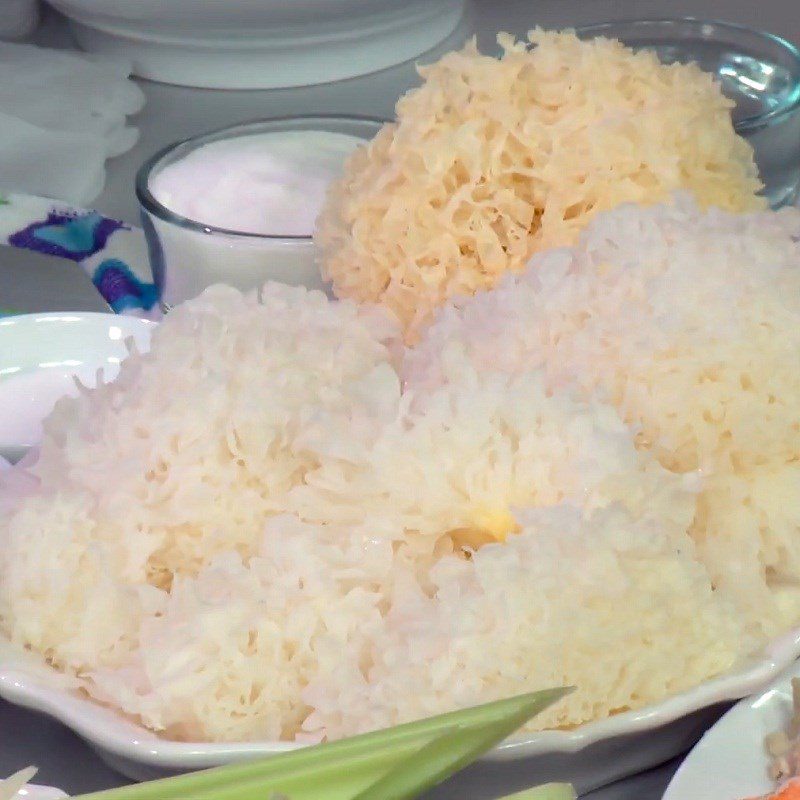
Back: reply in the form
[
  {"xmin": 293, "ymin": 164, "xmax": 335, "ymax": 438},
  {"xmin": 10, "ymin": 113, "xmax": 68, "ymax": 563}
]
[{"xmin": 48, "ymin": 0, "xmax": 468, "ymax": 89}]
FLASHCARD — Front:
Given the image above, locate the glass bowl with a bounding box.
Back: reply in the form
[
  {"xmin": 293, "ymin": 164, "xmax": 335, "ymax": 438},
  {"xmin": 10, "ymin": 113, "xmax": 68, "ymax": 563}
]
[
  {"xmin": 576, "ymin": 18, "xmax": 800, "ymax": 208},
  {"xmin": 135, "ymin": 115, "xmax": 386, "ymax": 312}
]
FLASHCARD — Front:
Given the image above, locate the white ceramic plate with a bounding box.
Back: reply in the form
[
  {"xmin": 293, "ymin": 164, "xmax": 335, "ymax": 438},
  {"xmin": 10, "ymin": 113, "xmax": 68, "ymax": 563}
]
[
  {"xmin": 3, "ymin": 628, "xmax": 799, "ymax": 795},
  {"xmin": 663, "ymin": 660, "xmax": 800, "ymax": 800},
  {"xmin": 47, "ymin": 0, "xmax": 467, "ymax": 89},
  {"xmin": 0, "ymin": 312, "xmax": 155, "ymax": 461},
  {"xmin": 2, "ymin": 313, "xmax": 800, "ymax": 797}
]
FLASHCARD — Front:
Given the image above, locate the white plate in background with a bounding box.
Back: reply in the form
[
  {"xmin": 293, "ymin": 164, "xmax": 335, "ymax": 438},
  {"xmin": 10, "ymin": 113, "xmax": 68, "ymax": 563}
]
[
  {"xmin": 0, "ymin": 312, "xmax": 155, "ymax": 461},
  {"xmin": 663, "ymin": 660, "xmax": 800, "ymax": 800},
  {"xmin": 48, "ymin": 0, "xmax": 467, "ymax": 89}
]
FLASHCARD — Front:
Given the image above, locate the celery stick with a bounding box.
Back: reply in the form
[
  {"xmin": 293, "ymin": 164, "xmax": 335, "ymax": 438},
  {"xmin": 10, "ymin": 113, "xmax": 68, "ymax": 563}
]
[
  {"xmin": 0, "ymin": 767, "xmax": 38, "ymax": 800},
  {"xmin": 498, "ymin": 784, "xmax": 576, "ymax": 800},
  {"xmin": 143, "ymin": 728, "xmax": 458, "ymax": 800},
  {"xmin": 71, "ymin": 733, "xmax": 429, "ymax": 800},
  {"xmin": 73, "ymin": 688, "xmax": 570, "ymax": 800},
  {"xmin": 351, "ymin": 691, "xmax": 562, "ymax": 800}
]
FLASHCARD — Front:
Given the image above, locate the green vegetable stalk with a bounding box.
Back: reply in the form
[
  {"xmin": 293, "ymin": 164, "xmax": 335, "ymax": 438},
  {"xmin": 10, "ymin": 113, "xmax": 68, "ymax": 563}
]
[{"xmin": 71, "ymin": 687, "xmax": 572, "ymax": 800}]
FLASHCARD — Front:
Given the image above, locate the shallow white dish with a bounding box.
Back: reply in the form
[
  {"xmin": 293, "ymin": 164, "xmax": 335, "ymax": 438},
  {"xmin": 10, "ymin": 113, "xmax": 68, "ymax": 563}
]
[
  {"xmin": 3, "ymin": 631, "xmax": 799, "ymax": 795},
  {"xmin": 2, "ymin": 313, "xmax": 800, "ymax": 796},
  {"xmin": 0, "ymin": 313, "xmax": 155, "ymax": 461},
  {"xmin": 47, "ymin": 0, "xmax": 466, "ymax": 89},
  {"xmin": 663, "ymin": 657, "xmax": 800, "ymax": 800}
]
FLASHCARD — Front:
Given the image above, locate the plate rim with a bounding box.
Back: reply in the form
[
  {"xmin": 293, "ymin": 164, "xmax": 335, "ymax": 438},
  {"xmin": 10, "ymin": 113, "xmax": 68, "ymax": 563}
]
[
  {"xmin": 663, "ymin": 651, "xmax": 800, "ymax": 800},
  {"xmin": 1, "ymin": 626, "xmax": 799, "ymax": 769},
  {"xmin": 0, "ymin": 310, "xmax": 157, "ymax": 331}
]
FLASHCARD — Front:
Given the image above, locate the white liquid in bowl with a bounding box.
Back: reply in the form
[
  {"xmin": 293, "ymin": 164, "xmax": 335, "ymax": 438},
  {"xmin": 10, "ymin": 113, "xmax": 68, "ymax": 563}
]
[{"xmin": 149, "ymin": 130, "xmax": 364, "ymax": 236}]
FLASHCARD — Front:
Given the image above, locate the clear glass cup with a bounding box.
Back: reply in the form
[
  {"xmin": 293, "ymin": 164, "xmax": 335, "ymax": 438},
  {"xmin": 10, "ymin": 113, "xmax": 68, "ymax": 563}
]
[
  {"xmin": 136, "ymin": 115, "xmax": 385, "ymax": 312},
  {"xmin": 576, "ymin": 18, "xmax": 800, "ymax": 208}
]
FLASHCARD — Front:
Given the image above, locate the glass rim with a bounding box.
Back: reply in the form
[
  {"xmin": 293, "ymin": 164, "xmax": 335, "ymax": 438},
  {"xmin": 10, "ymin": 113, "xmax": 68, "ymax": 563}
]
[
  {"xmin": 135, "ymin": 113, "xmax": 389, "ymax": 241},
  {"xmin": 574, "ymin": 17, "xmax": 800, "ymax": 131}
]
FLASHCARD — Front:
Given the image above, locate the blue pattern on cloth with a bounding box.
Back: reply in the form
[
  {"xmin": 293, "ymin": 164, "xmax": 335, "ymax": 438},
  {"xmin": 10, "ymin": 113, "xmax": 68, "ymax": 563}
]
[
  {"xmin": 0, "ymin": 193, "xmax": 160, "ymax": 318},
  {"xmin": 93, "ymin": 258, "xmax": 159, "ymax": 313},
  {"xmin": 10, "ymin": 211, "xmax": 125, "ymax": 261}
]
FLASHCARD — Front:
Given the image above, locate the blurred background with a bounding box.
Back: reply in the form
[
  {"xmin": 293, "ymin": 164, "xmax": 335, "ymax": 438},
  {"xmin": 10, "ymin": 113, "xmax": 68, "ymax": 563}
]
[{"xmin": 2, "ymin": 0, "xmax": 796, "ymax": 222}]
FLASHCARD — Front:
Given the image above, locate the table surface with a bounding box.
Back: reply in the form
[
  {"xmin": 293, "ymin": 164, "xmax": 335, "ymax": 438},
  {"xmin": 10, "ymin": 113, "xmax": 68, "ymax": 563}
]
[{"xmin": 4, "ymin": 0, "xmax": 798, "ymax": 796}]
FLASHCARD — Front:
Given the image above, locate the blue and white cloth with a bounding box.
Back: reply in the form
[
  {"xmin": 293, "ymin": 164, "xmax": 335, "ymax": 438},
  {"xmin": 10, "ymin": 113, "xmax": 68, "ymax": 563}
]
[{"xmin": 0, "ymin": 192, "xmax": 159, "ymax": 318}]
